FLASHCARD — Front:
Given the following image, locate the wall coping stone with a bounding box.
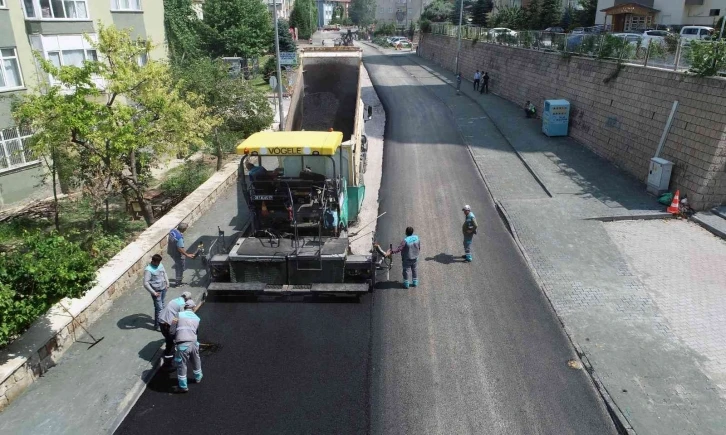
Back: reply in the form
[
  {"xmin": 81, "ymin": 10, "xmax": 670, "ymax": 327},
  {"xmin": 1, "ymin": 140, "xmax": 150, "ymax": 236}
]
[{"xmin": 0, "ymin": 158, "xmax": 240, "ymax": 402}]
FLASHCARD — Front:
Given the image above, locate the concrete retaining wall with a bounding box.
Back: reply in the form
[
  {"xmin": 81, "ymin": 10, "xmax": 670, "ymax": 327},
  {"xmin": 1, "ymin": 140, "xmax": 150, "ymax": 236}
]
[
  {"xmin": 0, "ymin": 160, "xmax": 240, "ymax": 410},
  {"xmin": 419, "ymin": 33, "xmax": 726, "ymax": 210}
]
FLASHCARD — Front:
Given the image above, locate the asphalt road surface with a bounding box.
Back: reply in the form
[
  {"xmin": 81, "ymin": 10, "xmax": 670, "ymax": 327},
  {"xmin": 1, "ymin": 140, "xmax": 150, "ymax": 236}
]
[{"xmin": 116, "ymin": 46, "xmax": 617, "ymax": 435}]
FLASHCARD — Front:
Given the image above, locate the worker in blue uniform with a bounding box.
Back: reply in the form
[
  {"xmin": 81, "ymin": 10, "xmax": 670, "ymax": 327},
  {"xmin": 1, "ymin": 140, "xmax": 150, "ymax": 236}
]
[
  {"xmin": 462, "ymin": 205, "xmax": 478, "ymax": 262},
  {"xmin": 171, "ymin": 299, "xmax": 203, "ymax": 393},
  {"xmin": 387, "ymin": 226, "xmax": 421, "ymax": 289},
  {"xmin": 158, "ymin": 290, "xmax": 191, "ymax": 370}
]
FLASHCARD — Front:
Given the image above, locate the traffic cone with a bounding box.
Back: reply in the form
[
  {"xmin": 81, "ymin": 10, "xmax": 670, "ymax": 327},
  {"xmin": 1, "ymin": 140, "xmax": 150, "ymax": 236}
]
[{"xmin": 667, "ymin": 190, "xmax": 680, "ymax": 214}]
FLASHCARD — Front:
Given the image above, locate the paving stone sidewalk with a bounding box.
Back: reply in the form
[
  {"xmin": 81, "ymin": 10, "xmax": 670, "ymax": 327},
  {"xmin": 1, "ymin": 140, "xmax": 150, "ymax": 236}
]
[
  {"xmin": 376, "ymin": 48, "xmax": 726, "ymax": 434},
  {"xmin": 0, "ymin": 186, "xmax": 242, "ymax": 435}
]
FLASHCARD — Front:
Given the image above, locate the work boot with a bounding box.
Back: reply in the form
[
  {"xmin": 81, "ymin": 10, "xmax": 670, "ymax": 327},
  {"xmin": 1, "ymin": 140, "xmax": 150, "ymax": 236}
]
[
  {"xmin": 412, "ymin": 279, "xmax": 418, "ymax": 287},
  {"xmin": 403, "ymin": 281, "xmax": 410, "ymax": 289}
]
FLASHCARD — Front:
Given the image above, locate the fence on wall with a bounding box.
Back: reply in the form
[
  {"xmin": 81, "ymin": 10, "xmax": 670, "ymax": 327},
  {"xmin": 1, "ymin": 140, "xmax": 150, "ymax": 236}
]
[{"xmin": 429, "ymin": 23, "xmax": 726, "ymax": 75}]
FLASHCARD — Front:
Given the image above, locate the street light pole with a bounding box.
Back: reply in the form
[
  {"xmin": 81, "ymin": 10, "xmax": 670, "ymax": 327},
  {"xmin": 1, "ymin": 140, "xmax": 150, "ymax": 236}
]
[
  {"xmin": 455, "ymin": 0, "xmax": 464, "ymax": 75},
  {"xmin": 273, "ymin": 0, "xmax": 285, "ymax": 130}
]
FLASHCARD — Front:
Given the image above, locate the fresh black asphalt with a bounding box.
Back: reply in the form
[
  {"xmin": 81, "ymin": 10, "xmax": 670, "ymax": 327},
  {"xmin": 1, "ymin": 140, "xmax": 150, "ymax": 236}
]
[{"xmin": 115, "ymin": 46, "xmax": 617, "ymax": 435}]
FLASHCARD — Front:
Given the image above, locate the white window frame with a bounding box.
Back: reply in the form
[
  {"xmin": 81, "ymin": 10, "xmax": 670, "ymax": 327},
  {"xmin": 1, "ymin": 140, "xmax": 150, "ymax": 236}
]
[
  {"xmin": 23, "ymin": 0, "xmax": 90, "ymax": 20},
  {"xmin": 31, "ymin": 34, "xmax": 102, "ymax": 87},
  {"xmin": 0, "ymin": 126, "xmax": 38, "ymax": 173},
  {"xmin": 111, "ymin": 0, "xmax": 142, "ymax": 12},
  {"xmin": 0, "ymin": 48, "xmax": 24, "ymax": 92},
  {"xmin": 0, "ymin": 1, "xmax": 7, "ymax": 9}
]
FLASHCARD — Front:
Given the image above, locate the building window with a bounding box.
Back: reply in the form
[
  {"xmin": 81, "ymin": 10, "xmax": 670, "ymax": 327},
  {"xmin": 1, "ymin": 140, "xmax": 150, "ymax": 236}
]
[
  {"xmin": 709, "ymin": 9, "xmax": 720, "ymax": 17},
  {"xmin": 47, "ymin": 48, "xmax": 97, "ymax": 68},
  {"xmin": 0, "ymin": 49, "xmax": 23, "ymax": 91},
  {"xmin": 0, "ymin": 1, "xmax": 6, "ymax": 8},
  {"xmin": 112, "ymin": 0, "xmax": 141, "ymax": 11},
  {"xmin": 0, "ymin": 126, "xmax": 36, "ymax": 172},
  {"xmin": 624, "ymin": 14, "xmax": 651, "ymax": 31},
  {"xmin": 23, "ymin": 0, "xmax": 89, "ymax": 20}
]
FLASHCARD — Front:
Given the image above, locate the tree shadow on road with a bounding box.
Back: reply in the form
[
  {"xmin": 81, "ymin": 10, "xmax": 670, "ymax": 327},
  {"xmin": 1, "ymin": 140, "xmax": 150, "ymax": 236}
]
[
  {"xmin": 425, "ymin": 253, "xmax": 464, "ymax": 265},
  {"xmin": 117, "ymin": 313, "xmax": 155, "ymax": 331}
]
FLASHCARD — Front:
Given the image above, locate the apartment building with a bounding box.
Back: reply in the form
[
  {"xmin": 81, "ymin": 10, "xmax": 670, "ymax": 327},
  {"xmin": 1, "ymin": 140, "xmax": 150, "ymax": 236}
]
[
  {"xmin": 0, "ymin": 0, "xmax": 165, "ymax": 209},
  {"xmin": 595, "ymin": 0, "xmax": 726, "ymax": 30},
  {"xmin": 375, "ymin": 0, "xmax": 430, "ymax": 27}
]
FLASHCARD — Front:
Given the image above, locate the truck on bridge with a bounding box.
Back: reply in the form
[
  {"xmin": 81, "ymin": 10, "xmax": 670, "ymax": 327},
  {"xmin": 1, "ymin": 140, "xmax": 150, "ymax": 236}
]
[{"xmin": 202, "ymin": 47, "xmax": 386, "ymax": 299}]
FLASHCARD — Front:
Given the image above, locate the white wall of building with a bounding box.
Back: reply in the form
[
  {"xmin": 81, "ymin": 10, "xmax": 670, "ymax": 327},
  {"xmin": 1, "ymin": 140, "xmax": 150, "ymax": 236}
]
[{"xmin": 595, "ymin": 0, "xmax": 725, "ymax": 27}]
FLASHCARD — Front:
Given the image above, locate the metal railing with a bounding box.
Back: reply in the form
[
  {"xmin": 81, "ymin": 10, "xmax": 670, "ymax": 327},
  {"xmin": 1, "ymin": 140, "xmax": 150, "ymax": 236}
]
[{"xmin": 429, "ymin": 23, "xmax": 724, "ymax": 75}]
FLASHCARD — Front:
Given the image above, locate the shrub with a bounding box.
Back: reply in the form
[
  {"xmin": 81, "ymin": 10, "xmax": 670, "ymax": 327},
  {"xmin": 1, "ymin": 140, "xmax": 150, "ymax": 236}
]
[
  {"xmin": 261, "ymin": 56, "xmax": 277, "ymax": 81},
  {"xmin": 420, "ymin": 19, "xmax": 432, "ymax": 33},
  {"xmin": 0, "ymin": 231, "xmax": 97, "ymax": 347},
  {"xmin": 687, "ymin": 40, "xmax": 726, "ymax": 77},
  {"xmin": 161, "ymin": 160, "xmax": 214, "ymax": 199}
]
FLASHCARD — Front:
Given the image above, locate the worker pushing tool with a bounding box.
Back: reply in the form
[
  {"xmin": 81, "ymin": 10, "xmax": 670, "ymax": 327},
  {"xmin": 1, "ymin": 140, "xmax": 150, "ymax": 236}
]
[
  {"xmin": 168, "ymin": 223, "xmax": 196, "ymax": 287},
  {"xmin": 387, "ymin": 226, "xmax": 421, "ymax": 289},
  {"xmin": 171, "ymin": 299, "xmax": 203, "ymax": 393}
]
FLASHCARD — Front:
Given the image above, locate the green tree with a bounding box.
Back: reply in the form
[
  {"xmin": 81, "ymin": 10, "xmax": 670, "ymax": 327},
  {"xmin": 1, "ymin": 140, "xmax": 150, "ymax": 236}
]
[
  {"xmin": 576, "ymin": 0, "xmax": 597, "ymax": 28},
  {"xmin": 561, "ymin": 5, "xmax": 576, "ymax": 30},
  {"xmin": 491, "ymin": 5, "xmax": 525, "ymax": 29},
  {"xmin": 539, "ymin": 0, "xmax": 562, "ymax": 29},
  {"xmin": 12, "ymin": 25, "xmax": 219, "ymax": 226},
  {"xmin": 174, "ymin": 58, "xmax": 274, "ymax": 170},
  {"xmin": 350, "ymin": 0, "xmax": 376, "ymax": 27},
  {"xmin": 272, "ymin": 19, "xmax": 297, "ymax": 53},
  {"xmin": 451, "ymin": 0, "xmax": 474, "ymax": 25},
  {"xmin": 201, "ymin": 0, "xmax": 273, "ymax": 58},
  {"xmin": 471, "ymin": 0, "xmax": 493, "ymax": 26},
  {"xmin": 163, "ymin": 0, "xmax": 202, "ymax": 64},
  {"xmin": 421, "ymin": 0, "xmax": 454, "ymax": 22},
  {"xmin": 525, "ymin": 0, "xmax": 541, "ymax": 29},
  {"xmin": 290, "ymin": 0, "xmax": 318, "ymax": 39}
]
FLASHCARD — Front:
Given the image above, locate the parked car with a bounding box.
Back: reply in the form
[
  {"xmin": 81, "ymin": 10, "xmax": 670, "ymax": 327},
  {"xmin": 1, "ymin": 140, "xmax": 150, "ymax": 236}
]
[
  {"xmin": 680, "ymin": 26, "xmax": 714, "ymax": 40},
  {"xmin": 612, "ymin": 33, "xmax": 645, "ymax": 45},
  {"xmin": 565, "ymin": 33, "xmax": 585, "ymax": 49},
  {"xmin": 386, "ymin": 36, "xmax": 406, "ymax": 44},
  {"xmin": 488, "ymin": 27, "xmax": 518, "ymax": 38},
  {"xmin": 543, "ymin": 27, "xmax": 564, "ymax": 33}
]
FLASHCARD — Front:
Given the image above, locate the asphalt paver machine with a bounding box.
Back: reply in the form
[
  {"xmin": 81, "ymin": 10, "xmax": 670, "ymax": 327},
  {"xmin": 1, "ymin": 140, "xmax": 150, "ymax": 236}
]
[{"xmin": 203, "ymin": 131, "xmax": 382, "ymax": 299}]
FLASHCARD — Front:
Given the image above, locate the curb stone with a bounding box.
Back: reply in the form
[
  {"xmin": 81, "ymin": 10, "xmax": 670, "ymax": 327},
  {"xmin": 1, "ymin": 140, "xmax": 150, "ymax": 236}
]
[
  {"xmin": 0, "ymin": 160, "xmax": 239, "ymax": 412},
  {"xmin": 365, "ymin": 43, "xmax": 634, "ymax": 434},
  {"xmin": 690, "ymin": 212, "xmax": 726, "ymax": 240},
  {"xmin": 108, "ymin": 295, "xmax": 207, "ymax": 433}
]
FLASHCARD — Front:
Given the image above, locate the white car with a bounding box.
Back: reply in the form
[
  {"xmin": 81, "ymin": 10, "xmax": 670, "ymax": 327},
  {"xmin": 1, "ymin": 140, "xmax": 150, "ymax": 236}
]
[
  {"xmin": 680, "ymin": 26, "xmax": 714, "ymax": 41},
  {"xmin": 387, "ymin": 36, "xmax": 406, "ymax": 44},
  {"xmin": 488, "ymin": 28, "xmax": 518, "ymax": 38}
]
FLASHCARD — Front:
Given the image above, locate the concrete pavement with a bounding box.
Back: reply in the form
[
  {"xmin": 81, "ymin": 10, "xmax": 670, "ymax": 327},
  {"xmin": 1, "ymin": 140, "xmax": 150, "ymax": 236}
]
[{"xmin": 372, "ymin": 44, "xmax": 726, "ymax": 434}]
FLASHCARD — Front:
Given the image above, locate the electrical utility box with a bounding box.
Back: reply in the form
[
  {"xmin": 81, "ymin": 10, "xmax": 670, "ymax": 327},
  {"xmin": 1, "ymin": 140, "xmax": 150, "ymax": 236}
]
[
  {"xmin": 542, "ymin": 99, "xmax": 570, "ymax": 137},
  {"xmin": 647, "ymin": 157, "xmax": 673, "ymax": 195}
]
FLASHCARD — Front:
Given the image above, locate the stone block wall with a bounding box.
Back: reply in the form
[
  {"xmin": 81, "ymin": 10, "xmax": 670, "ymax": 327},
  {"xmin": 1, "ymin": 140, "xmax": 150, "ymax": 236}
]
[
  {"xmin": 419, "ymin": 33, "xmax": 726, "ymax": 210},
  {"xmin": 0, "ymin": 162, "xmax": 240, "ymax": 411}
]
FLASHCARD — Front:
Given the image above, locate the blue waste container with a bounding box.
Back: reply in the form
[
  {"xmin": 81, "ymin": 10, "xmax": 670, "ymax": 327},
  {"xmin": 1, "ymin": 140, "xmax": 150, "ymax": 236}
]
[{"xmin": 542, "ymin": 99, "xmax": 570, "ymax": 137}]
